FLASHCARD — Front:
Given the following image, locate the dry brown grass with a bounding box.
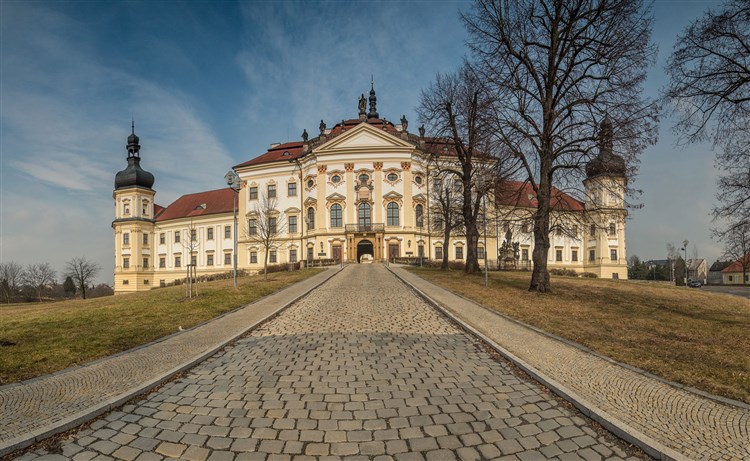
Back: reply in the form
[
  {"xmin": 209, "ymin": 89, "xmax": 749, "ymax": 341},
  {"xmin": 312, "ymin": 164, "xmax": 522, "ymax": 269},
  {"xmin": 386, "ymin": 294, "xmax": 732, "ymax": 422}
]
[
  {"xmin": 407, "ymin": 267, "xmax": 750, "ymax": 404},
  {"xmin": 0, "ymin": 270, "xmax": 322, "ymax": 385}
]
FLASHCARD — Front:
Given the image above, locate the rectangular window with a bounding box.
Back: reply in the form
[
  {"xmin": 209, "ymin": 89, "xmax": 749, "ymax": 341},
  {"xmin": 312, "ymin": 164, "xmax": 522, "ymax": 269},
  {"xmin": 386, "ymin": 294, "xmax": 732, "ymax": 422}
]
[
  {"xmin": 250, "ymin": 251, "xmax": 258, "ymax": 264},
  {"xmin": 609, "ymin": 223, "xmax": 616, "ymax": 236},
  {"xmin": 555, "ymin": 228, "xmax": 562, "ymax": 237},
  {"xmin": 207, "ymin": 254, "xmax": 214, "ymax": 266},
  {"xmin": 478, "ymin": 247, "xmax": 485, "ymax": 260},
  {"xmin": 290, "ymin": 249, "xmax": 297, "ymax": 263},
  {"xmin": 729, "ymin": 275, "xmax": 733, "ymax": 282},
  {"xmin": 160, "ymin": 233, "xmax": 165, "ymax": 245},
  {"xmin": 572, "ymin": 250, "xmax": 578, "ymax": 262},
  {"xmin": 456, "ymin": 246, "xmax": 464, "ymax": 260},
  {"xmin": 207, "ymin": 228, "xmax": 214, "ymax": 240},
  {"xmin": 143, "ymin": 233, "xmax": 148, "ymax": 245},
  {"xmin": 270, "ymin": 250, "xmax": 277, "ymax": 263},
  {"xmin": 435, "ymin": 247, "xmax": 443, "ymax": 260},
  {"xmin": 144, "ymin": 279, "xmax": 149, "ymax": 285},
  {"xmin": 269, "ymin": 217, "xmax": 277, "ymax": 235},
  {"xmin": 160, "ymin": 280, "xmax": 165, "ymax": 287},
  {"xmin": 288, "ymin": 182, "xmax": 297, "ymax": 197},
  {"xmin": 159, "ymin": 257, "xmax": 165, "ymax": 268},
  {"xmin": 249, "ymin": 186, "xmax": 258, "ymax": 200},
  {"xmin": 612, "ymin": 273, "xmax": 619, "ymax": 279},
  {"xmin": 122, "ymin": 280, "xmax": 129, "ymax": 285},
  {"xmin": 610, "ymin": 249, "xmax": 618, "ymax": 261},
  {"xmin": 225, "ymin": 253, "xmax": 232, "ymax": 265},
  {"xmin": 267, "ymin": 184, "xmax": 276, "ymax": 199},
  {"xmin": 556, "ymin": 249, "xmax": 563, "ymax": 262},
  {"xmin": 175, "ymin": 256, "xmax": 181, "ymax": 268},
  {"xmin": 522, "ymin": 249, "xmax": 529, "ymax": 261},
  {"xmin": 433, "ymin": 178, "xmax": 442, "ymax": 191},
  {"xmin": 191, "ymin": 255, "xmax": 197, "ymax": 266},
  {"xmin": 123, "ymin": 257, "xmax": 129, "ymax": 269},
  {"xmin": 589, "ymin": 249, "xmax": 596, "ymax": 262},
  {"xmin": 225, "ymin": 226, "xmax": 231, "ymax": 239},
  {"xmin": 289, "ymin": 216, "xmax": 297, "ymax": 233},
  {"xmin": 522, "ymin": 224, "xmax": 529, "ymax": 233},
  {"xmin": 143, "ymin": 257, "xmax": 149, "ymax": 268},
  {"xmin": 190, "ymin": 229, "xmax": 197, "ymax": 241},
  {"xmin": 249, "ymin": 219, "xmax": 258, "ymax": 236},
  {"xmin": 123, "ymin": 233, "xmax": 130, "ymax": 245},
  {"xmin": 175, "ymin": 232, "xmax": 180, "ymax": 243},
  {"xmin": 572, "ymin": 225, "xmax": 579, "ymax": 237},
  {"xmin": 590, "ymin": 224, "xmax": 596, "ymax": 236}
]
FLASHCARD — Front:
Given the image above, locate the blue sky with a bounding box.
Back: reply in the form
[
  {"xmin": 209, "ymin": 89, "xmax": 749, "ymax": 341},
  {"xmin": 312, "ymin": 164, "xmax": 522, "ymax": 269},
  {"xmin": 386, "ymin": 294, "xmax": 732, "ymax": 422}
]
[{"xmin": 0, "ymin": 1, "xmax": 724, "ymax": 284}]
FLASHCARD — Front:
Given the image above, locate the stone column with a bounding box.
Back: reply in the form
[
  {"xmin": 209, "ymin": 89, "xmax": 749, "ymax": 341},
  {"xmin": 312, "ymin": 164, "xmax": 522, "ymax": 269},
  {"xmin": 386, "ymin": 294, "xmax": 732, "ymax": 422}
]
[
  {"xmin": 316, "ymin": 164, "xmax": 327, "ymax": 233},
  {"xmin": 345, "ymin": 163, "xmax": 355, "ymax": 225},
  {"xmin": 401, "ymin": 162, "xmax": 413, "ymax": 229},
  {"xmin": 373, "ymin": 162, "xmax": 383, "ymax": 223}
]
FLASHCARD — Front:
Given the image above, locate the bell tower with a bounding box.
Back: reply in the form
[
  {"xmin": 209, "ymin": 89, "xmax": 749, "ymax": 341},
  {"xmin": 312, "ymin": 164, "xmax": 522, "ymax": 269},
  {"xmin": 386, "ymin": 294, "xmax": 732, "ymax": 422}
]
[
  {"xmin": 113, "ymin": 121, "xmax": 156, "ymax": 293},
  {"xmin": 583, "ymin": 116, "xmax": 628, "ymax": 279}
]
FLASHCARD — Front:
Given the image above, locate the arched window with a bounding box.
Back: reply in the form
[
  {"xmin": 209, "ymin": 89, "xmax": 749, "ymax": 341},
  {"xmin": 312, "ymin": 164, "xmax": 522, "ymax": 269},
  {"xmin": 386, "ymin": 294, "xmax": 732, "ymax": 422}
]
[
  {"xmin": 415, "ymin": 204, "xmax": 424, "ymax": 227},
  {"xmin": 307, "ymin": 207, "xmax": 315, "ymax": 230},
  {"xmin": 330, "ymin": 204, "xmax": 342, "ymax": 228},
  {"xmin": 358, "ymin": 203, "xmax": 371, "ymax": 228},
  {"xmin": 387, "ymin": 202, "xmax": 399, "ymax": 226}
]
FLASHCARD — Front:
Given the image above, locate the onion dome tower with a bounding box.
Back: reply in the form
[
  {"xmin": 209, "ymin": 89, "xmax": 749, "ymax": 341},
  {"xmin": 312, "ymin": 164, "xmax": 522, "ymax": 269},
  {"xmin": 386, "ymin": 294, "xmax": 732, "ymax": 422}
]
[
  {"xmin": 115, "ymin": 121, "xmax": 155, "ymax": 190},
  {"xmin": 586, "ymin": 116, "xmax": 626, "ymax": 180},
  {"xmin": 583, "ymin": 115, "xmax": 628, "ymax": 279},
  {"xmin": 113, "ymin": 121, "xmax": 156, "ymax": 294}
]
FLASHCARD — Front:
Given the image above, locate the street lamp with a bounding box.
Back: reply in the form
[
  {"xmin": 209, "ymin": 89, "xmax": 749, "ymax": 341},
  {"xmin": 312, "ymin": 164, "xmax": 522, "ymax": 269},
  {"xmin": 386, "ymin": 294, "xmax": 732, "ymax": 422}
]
[
  {"xmin": 224, "ymin": 170, "xmax": 241, "ymax": 288},
  {"xmin": 680, "ymin": 239, "xmax": 689, "ymax": 287}
]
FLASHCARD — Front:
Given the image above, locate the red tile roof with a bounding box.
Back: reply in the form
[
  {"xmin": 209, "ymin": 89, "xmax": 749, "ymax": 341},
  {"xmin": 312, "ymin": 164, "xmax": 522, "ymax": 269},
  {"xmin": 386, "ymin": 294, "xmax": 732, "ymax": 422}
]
[
  {"xmin": 328, "ymin": 118, "xmax": 398, "ymax": 136},
  {"xmin": 156, "ymin": 188, "xmax": 235, "ymax": 222},
  {"xmin": 235, "ymin": 142, "xmax": 306, "ymax": 169},
  {"xmin": 495, "ymin": 181, "xmax": 585, "ymax": 212},
  {"xmin": 721, "ymin": 251, "xmax": 750, "ymax": 273},
  {"xmin": 153, "ymin": 204, "xmax": 166, "ymax": 218}
]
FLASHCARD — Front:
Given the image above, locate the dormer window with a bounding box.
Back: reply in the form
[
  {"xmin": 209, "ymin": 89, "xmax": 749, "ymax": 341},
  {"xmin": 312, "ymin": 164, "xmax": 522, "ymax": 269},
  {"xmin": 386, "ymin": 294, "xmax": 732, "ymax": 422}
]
[{"xmin": 282, "ymin": 151, "xmax": 291, "ymax": 157}]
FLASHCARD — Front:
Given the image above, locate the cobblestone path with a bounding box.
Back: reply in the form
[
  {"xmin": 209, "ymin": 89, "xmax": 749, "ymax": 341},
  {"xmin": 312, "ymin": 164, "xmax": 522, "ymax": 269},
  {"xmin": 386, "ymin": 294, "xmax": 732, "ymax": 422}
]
[{"xmin": 17, "ymin": 265, "xmax": 642, "ymax": 461}]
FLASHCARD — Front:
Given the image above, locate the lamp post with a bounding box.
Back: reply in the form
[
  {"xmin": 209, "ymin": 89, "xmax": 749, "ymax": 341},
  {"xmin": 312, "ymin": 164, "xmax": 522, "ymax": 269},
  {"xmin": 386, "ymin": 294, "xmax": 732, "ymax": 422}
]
[
  {"xmin": 224, "ymin": 170, "xmax": 241, "ymax": 288},
  {"xmin": 483, "ymin": 194, "xmax": 488, "ymax": 288},
  {"xmin": 681, "ymin": 239, "xmax": 689, "ymax": 286}
]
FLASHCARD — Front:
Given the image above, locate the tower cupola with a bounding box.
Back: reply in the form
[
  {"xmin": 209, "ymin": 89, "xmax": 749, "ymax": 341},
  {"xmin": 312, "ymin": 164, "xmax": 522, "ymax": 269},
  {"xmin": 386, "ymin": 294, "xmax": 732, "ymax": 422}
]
[
  {"xmin": 115, "ymin": 121, "xmax": 155, "ymax": 190},
  {"xmin": 368, "ymin": 78, "xmax": 379, "ymax": 119},
  {"xmin": 586, "ymin": 115, "xmax": 626, "ymax": 179}
]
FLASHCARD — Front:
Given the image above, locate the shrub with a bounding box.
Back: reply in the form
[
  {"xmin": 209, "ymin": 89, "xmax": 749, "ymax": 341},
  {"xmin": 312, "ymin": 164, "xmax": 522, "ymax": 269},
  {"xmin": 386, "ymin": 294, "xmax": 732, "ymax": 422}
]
[
  {"xmin": 581, "ymin": 272, "xmax": 598, "ymax": 278},
  {"xmin": 549, "ymin": 268, "xmax": 579, "ymax": 277}
]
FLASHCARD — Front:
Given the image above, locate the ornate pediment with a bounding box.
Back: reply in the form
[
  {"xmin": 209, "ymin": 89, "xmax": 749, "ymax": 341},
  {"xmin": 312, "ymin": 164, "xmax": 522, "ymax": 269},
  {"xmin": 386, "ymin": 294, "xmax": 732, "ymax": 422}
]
[
  {"xmin": 326, "ymin": 192, "xmax": 346, "ymax": 203},
  {"xmin": 314, "ymin": 123, "xmax": 415, "ymax": 155}
]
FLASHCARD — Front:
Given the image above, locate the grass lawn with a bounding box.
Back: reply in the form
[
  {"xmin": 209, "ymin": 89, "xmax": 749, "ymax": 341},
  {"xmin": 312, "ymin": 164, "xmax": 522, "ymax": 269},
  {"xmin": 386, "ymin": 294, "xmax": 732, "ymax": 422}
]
[
  {"xmin": 407, "ymin": 267, "xmax": 750, "ymax": 404},
  {"xmin": 0, "ymin": 269, "xmax": 322, "ymax": 385}
]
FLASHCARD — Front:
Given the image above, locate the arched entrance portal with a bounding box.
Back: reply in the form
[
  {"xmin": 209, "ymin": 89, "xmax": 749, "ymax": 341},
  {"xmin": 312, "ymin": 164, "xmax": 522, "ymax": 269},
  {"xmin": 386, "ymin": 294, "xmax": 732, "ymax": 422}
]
[{"xmin": 356, "ymin": 240, "xmax": 374, "ymax": 263}]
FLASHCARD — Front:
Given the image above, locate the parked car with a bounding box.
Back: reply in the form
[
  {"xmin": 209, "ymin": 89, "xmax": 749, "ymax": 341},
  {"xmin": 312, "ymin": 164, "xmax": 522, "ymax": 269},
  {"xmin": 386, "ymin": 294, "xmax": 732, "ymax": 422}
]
[{"xmin": 688, "ymin": 280, "xmax": 703, "ymax": 288}]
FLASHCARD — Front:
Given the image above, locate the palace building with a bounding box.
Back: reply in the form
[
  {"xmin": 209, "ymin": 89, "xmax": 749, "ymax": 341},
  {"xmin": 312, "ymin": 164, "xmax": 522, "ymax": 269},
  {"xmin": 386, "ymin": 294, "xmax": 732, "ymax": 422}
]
[{"xmin": 112, "ymin": 85, "xmax": 629, "ymax": 293}]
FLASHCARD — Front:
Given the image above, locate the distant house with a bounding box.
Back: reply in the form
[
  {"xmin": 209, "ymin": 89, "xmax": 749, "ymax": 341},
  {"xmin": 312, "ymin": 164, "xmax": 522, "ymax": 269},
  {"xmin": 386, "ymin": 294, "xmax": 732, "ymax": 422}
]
[
  {"xmin": 687, "ymin": 259, "xmax": 707, "ymax": 284},
  {"xmin": 721, "ymin": 252, "xmax": 750, "ymax": 285},
  {"xmin": 708, "ymin": 261, "xmax": 732, "ymax": 285}
]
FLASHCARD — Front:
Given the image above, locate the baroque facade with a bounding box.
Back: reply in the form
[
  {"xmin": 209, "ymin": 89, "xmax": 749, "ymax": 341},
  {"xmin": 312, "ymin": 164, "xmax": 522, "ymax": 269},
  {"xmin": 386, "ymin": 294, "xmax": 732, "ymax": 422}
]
[{"xmin": 112, "ymin": 86, "xmax": 629, "ymax": 294}]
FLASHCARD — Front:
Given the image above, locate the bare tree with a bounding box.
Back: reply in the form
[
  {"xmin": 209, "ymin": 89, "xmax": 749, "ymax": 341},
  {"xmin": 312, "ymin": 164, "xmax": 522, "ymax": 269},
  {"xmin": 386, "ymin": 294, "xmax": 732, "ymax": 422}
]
[
  {"xmin": 463, "ymin": 0, "xmax": 659, "ymax": 291},
  {"xmin": 246, "ymin": 192, "xmax": 286, "ymax": 280},
  {"xmin": 65, "ymin": 257, "xmax": 100, "ymax": 300},
  {"xmin": 0, "ymin": 261, "xmax": 25, "ymax": 303},
  {"xmin": 665, "ymin": 1, "xmax": 750, "ymax": 235},
  {"xmin": 23, "ymin": 263, "xmax": 56, "ymax": 302},
  {"xmin": 419, "ymin": 65, "xmax": 510, "ymax": 274},
  {"xmin": 428, "ymin": 157, "xmax": 464, "ymax": 269},
  {"xmin": 717, "ymin": 221, "xmax": 750, "ymax": 286}
]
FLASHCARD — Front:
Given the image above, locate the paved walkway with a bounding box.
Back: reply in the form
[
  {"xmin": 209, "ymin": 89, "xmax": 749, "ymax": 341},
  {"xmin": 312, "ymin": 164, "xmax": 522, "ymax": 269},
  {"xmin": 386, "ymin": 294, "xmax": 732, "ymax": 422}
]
[
  {"xmin": 0, "ymin": 268, "xmax": 340, "ymax": 457},
  {"xmin": 391, "ymin": 266, "xmax": 750, "ymax": 461},
  {"xmin": 10, "ymin": 265, "xmax": 642, "ymax": 461}
]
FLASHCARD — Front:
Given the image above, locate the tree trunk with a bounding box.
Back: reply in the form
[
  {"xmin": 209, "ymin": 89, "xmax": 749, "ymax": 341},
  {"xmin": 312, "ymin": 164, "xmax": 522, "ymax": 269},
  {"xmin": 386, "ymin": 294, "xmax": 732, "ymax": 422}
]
[
  {"xmin": 264, "ymin": 251, "xmax": 269, "ymax": 281},
  {"xmin": 464, "ymin": 222, "xmax": 481, "ymax": 274},
  {"xmin": 529, "ymin": 159, "xmax": 553, "ymax": 292},
  {"xmin": 81, "ymin": 280, "xmax": 87, "ymax": 300},
  {"xmin": 442, "ymin": 224, "xmax": 452, "ymax": 269}
]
